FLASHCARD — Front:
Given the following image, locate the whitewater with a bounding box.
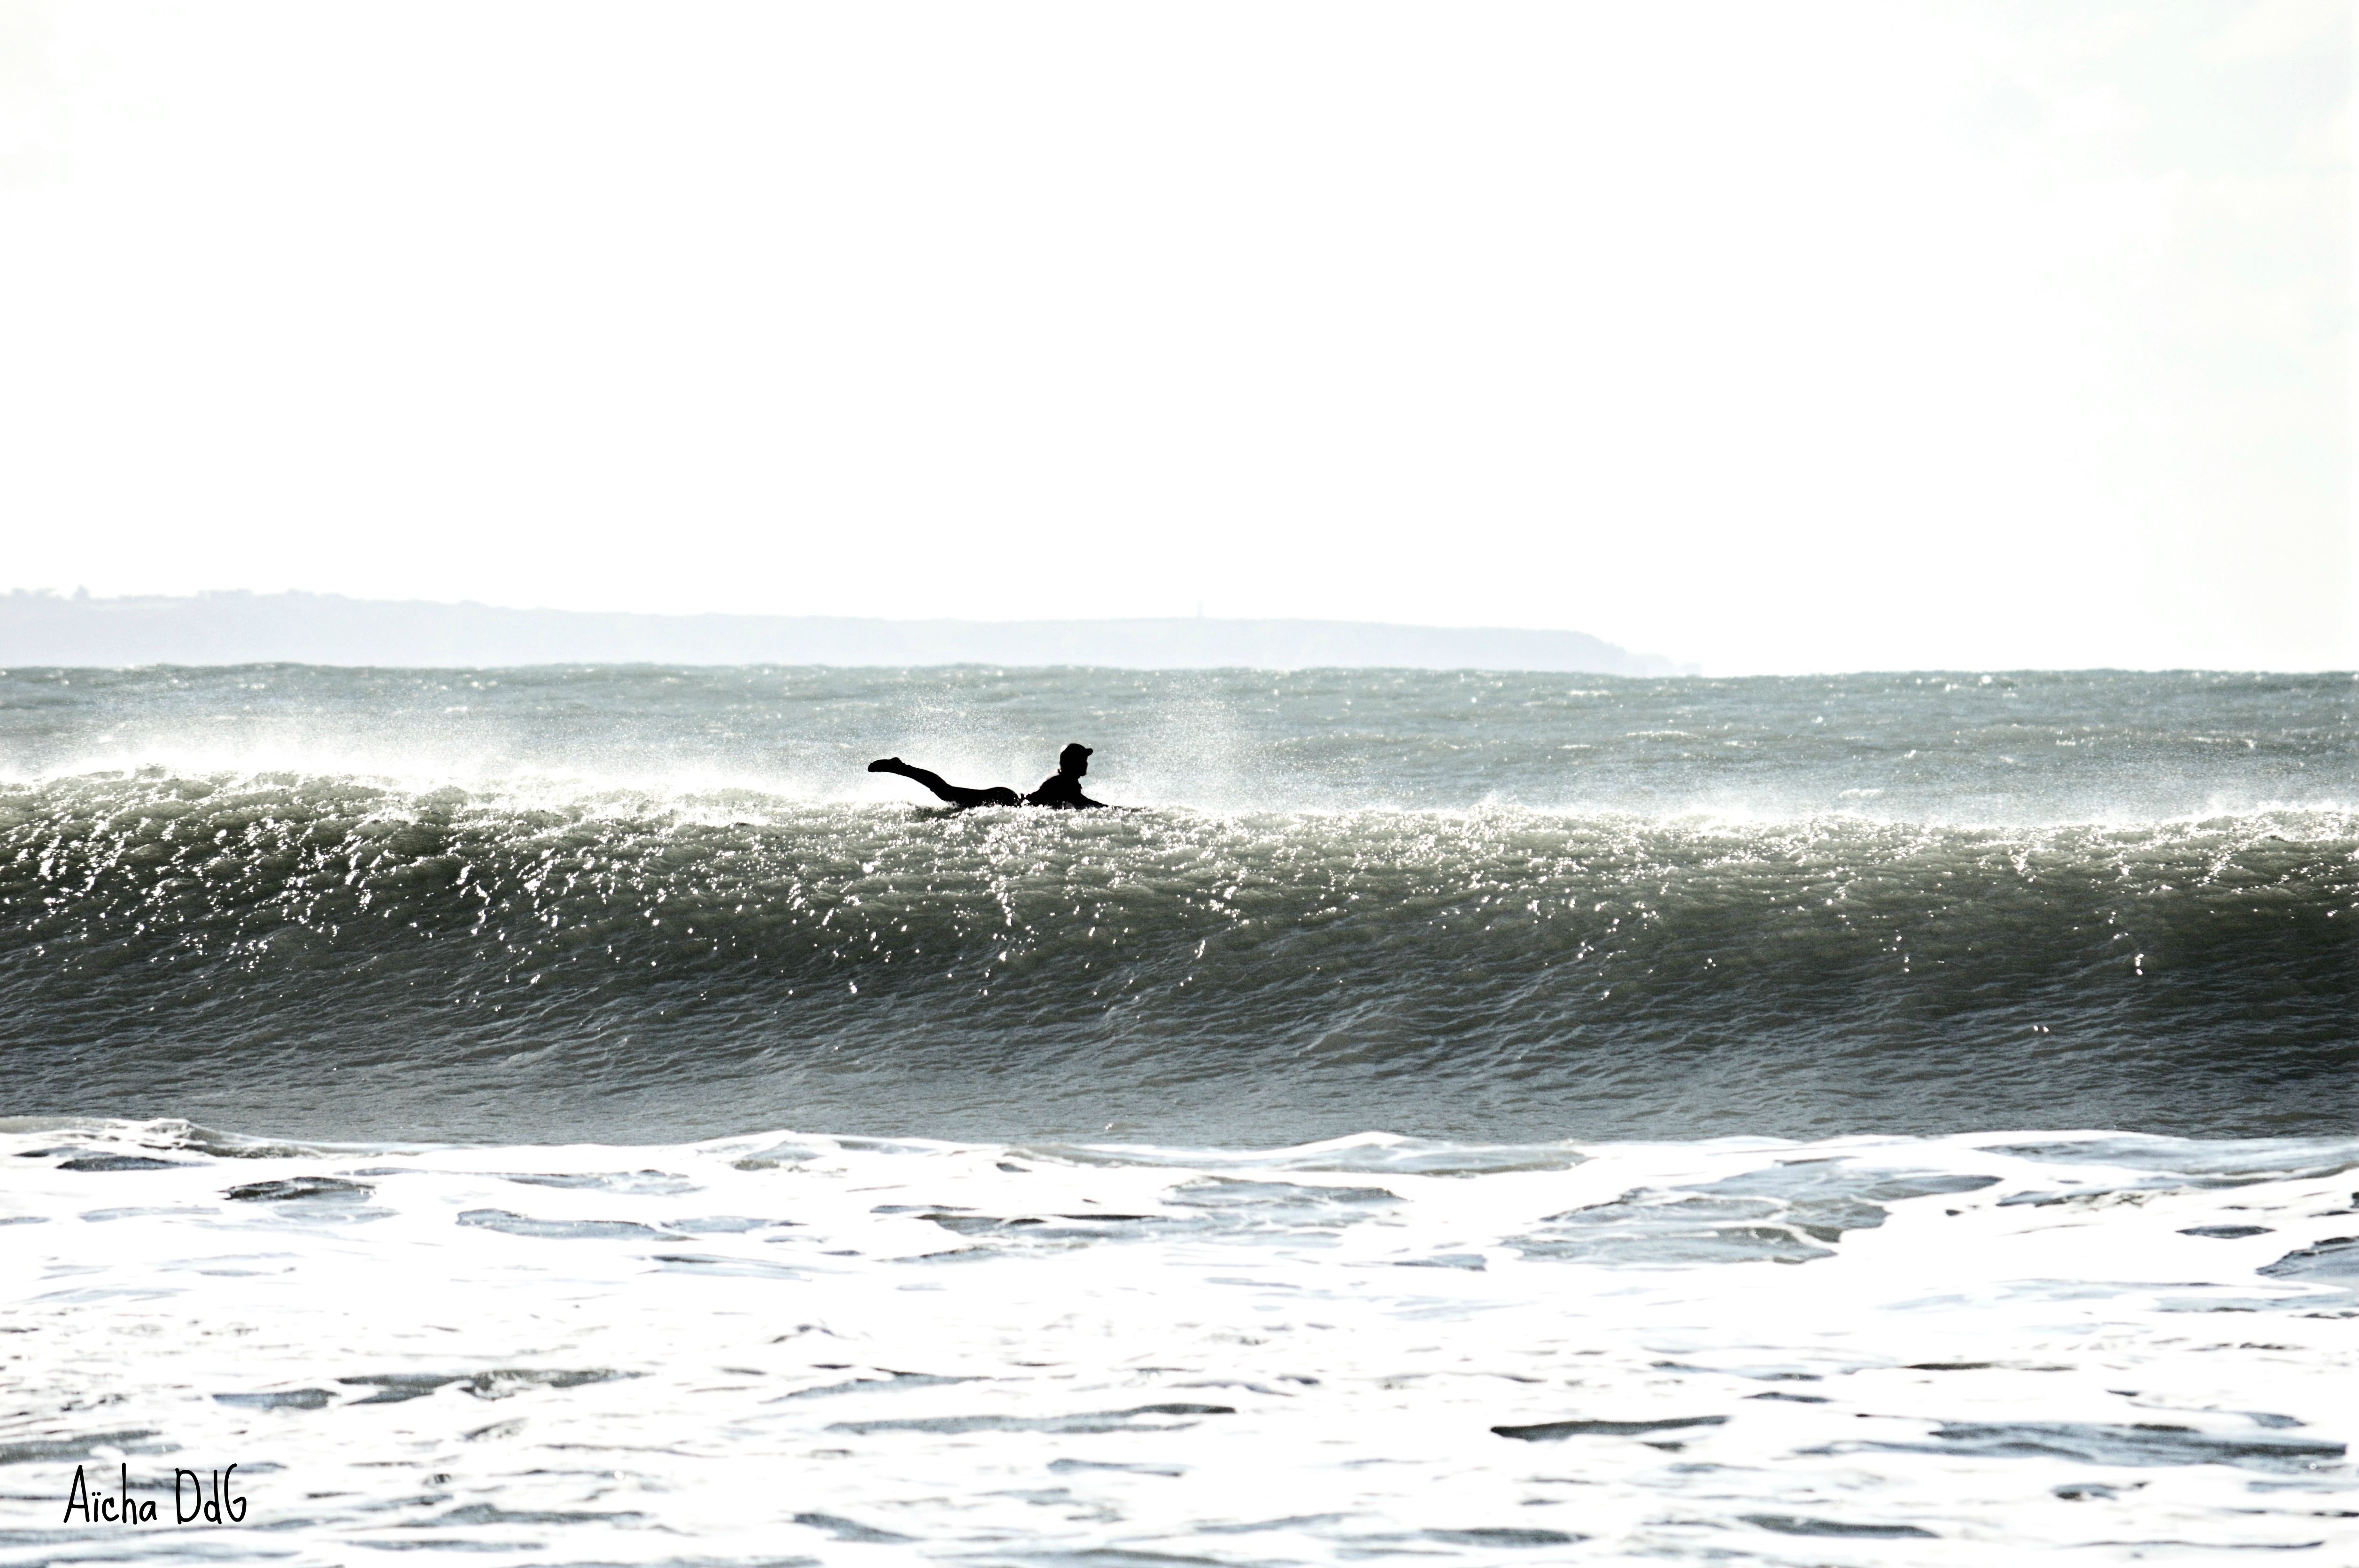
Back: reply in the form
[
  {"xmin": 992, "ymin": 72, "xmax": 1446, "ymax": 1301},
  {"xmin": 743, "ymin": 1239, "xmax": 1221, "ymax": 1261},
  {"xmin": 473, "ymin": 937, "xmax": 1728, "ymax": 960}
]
[{"xmin": 2, "ymin": 664, "xmax": 2353, "ymax": 1562}]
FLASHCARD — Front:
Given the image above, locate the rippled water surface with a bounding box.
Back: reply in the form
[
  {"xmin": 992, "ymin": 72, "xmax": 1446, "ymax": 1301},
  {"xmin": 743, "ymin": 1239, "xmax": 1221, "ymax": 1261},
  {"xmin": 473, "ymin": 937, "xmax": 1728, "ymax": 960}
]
[{"xmin": 2, "ymin": 1120, "xmax": 2354, "ymax": 1565}]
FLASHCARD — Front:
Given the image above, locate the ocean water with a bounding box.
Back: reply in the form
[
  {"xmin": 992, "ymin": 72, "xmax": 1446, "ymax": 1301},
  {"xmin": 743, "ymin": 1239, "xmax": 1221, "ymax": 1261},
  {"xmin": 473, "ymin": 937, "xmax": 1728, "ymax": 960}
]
[{"xmin": 1, "ymin": 664, "xmax": 2354, "ymax": 1562}]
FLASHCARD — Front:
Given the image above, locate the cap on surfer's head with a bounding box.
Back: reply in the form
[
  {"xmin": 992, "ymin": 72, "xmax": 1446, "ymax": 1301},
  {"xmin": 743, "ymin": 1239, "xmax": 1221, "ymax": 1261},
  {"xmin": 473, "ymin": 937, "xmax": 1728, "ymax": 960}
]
[{"xmin": 1060, "ymin": 742, "xmax": 1092, "ymax": 771}]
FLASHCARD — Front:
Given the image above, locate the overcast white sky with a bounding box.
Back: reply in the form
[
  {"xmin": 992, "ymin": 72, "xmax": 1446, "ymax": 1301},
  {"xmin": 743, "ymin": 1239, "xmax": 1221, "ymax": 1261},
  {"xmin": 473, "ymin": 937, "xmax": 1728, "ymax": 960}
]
[{"xmin": 1, "ymin": 1, "xmax": 2349, "ymax": 673}]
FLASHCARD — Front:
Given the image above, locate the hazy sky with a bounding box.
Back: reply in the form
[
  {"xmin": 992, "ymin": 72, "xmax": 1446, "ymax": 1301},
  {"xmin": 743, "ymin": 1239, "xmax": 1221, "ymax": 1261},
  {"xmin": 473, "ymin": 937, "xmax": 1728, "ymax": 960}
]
[{"xmin": 1, "ymin": 1, "xmax": 2348, "ymax": 673}]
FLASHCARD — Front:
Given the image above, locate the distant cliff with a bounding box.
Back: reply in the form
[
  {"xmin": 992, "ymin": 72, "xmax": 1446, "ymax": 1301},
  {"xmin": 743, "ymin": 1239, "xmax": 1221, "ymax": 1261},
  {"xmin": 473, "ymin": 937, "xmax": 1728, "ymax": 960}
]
[{"xmin": 0, "ymin": 591, "xmax": 1690, "ymax": 675}]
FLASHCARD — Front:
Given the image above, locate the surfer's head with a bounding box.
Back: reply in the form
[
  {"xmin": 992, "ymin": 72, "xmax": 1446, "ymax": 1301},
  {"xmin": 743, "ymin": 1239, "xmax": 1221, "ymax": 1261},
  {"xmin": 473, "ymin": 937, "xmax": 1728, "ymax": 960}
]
[{"xmin": 1059, "ymin": 743, "xmax": 1092, "ymax": 777}]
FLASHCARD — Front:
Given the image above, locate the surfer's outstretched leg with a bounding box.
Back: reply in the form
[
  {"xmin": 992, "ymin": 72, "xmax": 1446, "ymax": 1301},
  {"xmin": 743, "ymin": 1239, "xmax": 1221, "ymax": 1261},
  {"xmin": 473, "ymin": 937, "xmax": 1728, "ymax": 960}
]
[
  {"xmin": 869, "ymin": 757, "xmax": 958, "ymax": 800},
  {"xmin": 868, "ymin": 757, "xmax": 1014, "ymax": 810}
]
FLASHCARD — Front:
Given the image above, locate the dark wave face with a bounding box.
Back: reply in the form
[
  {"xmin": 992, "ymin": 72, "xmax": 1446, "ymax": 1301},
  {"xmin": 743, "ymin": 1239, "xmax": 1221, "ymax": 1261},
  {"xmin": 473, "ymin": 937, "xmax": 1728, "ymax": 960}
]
[
  {"xmin": 3, "ymin": 771, "xmax": 2351, "ymax": 1144},
  {"xmin": 4, "ymin": 664, "xmax": 2354, "ymax": 1144}
]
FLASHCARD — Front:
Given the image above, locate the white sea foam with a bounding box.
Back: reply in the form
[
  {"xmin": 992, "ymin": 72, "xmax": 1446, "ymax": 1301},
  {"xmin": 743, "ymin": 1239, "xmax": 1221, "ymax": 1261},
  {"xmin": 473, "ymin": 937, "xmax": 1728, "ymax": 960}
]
[{"xmin": 3, "ymin": 1122, "xmax": 2352, "ymax": 1562}]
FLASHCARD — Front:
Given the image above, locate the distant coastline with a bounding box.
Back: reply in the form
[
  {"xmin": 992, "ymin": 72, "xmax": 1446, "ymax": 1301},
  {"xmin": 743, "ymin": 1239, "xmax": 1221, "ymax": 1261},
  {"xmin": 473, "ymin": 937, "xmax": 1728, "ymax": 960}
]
[{"xmin": 0, "ymin": 590, "xmax": 1692, "ymax": 675}]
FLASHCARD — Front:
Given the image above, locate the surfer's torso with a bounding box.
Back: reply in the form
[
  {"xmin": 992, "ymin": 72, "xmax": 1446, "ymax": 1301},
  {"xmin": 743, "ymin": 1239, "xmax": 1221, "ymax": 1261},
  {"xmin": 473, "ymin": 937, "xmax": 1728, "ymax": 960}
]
[{"xmin": 1022, "ymin": 773, "xmax": 1101, "ymax": 809}]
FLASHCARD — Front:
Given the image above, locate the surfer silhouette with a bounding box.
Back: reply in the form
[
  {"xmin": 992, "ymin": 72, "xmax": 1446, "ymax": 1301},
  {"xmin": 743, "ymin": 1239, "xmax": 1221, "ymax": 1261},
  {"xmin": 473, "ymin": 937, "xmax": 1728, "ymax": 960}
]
[{"xmin": 868, "ymin": 743, "xmax": 1107, "ymax": 810}]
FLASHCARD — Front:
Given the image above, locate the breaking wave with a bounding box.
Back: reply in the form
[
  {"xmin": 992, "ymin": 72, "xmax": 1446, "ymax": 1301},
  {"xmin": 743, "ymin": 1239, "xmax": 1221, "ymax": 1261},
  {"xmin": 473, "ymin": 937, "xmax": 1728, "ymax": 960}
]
[{"xmin": 3, "ymin": 767, "xmax": 2350, "ymax": 1144}]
